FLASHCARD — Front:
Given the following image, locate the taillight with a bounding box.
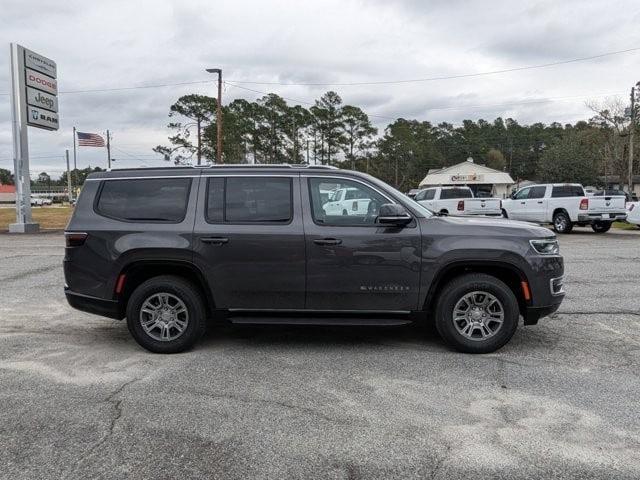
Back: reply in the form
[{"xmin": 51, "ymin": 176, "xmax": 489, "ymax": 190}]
[
  {"xmin": 352, "ymin": 201, "xmax": 358, "ymax": 211},
  {"xmin": 65, "ymin": 232, "xmax": 88, "ymax": 247},
  {"xmin": 579, "ymin": 198, "xmax": 589, "ymax": 210},
  {"xmin": 499, "ymin": 200, "xmax": 502, "ymax": 208},
  {"xmin": 457, "ymin": 200, "xmax": 465, "ymax": 211},
  {"xmin": 629, "ymin": 204, "xmax": 635, "ymax": 211}
]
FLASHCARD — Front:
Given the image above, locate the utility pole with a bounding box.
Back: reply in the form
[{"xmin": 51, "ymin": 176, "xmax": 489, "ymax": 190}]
[
  {"xmin": 65, "ymin": 149, "xmax": 72, "ymax": 203},
  {"xmin": 106, "ymin": 130, "xmax": 112, "ymax": 169},
  {"xmin": 206, "ymin": 68, "xmax": 223, "ymax": 163},
  {"xmin": 196, "ymin": 119, "xmax": 201, "ymax": 165},
  {"xmin": 629, "ymin": 84, "xmax": 638, "ymax": 194},
  {"xmin": 72, "ymin": 126, "xmax": 77, "ymax": 194}
]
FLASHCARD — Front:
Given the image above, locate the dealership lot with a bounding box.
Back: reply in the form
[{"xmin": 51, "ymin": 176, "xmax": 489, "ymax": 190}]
[{"xmin": 1, "ymin": 229, "xmax": 639, "ymax": 479}]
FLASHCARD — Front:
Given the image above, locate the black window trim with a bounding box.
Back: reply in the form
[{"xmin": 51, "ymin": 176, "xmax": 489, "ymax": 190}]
[
  {"xmin": 93, "ymin": 177, "xmax": 192, "ymax": 224},
  {"xmin": 306, "ymin": 175, "xmax": 415, "ymax": 228},
  {"xmin": 204, "ymin": 175, "xmax": 295, "ymax": 226}
]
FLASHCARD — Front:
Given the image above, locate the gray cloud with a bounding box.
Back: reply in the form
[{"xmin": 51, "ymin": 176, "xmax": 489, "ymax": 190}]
[{"xmin": 0, "ymin": 0, "xmax": 638, "ymax": 174}]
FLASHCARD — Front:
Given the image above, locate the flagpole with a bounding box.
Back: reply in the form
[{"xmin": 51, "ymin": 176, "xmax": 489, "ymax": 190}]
[{"xmin": 106, "ymin": 130, "xmax": 111, "ymax": 169}]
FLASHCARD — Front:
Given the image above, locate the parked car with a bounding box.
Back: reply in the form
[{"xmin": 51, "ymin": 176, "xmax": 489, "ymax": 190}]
[
  {"xmin": 30, "ymin": 196, "xmax": 44, "ymax": 206},
  {"xmin": 502, "ymin": 183, "xmax": 627, "ymax": 233},
  {"xmin": 322, "ymin": 186, "xmax": 373, "ymax": 216},
  {"xmin": 64, "ymin": 165, "xmax": 564, "ymax": 354},
  {"xmin": 414, "ymin": 186, "xmax": 502, "ymax": 216},
  {"xmin": 626, "ymin": 202, "xmax": 640, "ymax": 227}
]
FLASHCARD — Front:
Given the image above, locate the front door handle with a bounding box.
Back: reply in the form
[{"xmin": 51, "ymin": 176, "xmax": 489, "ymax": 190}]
[
  {"xmin": 520, "ymin": 201, "xmax": 526, "ymax": 204},
  {"xmin": 537, "ymin": 201, "xmax": 543, "ymax": 204},
  {"xmin": 313, "ymin": 238, "xmax": 342, "ymax": 246},
  {"xmin": 201, "ymin": 237, "xmax": 229, "ymax": 245}
]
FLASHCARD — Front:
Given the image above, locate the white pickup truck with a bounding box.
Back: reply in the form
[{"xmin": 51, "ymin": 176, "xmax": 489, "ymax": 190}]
[
  {"xmin": 502, "ymin": 183, "xmax": 627, "ymax": 233},
  {"xmin": 322, "ymin": 187, "xmax": 373, "ymax": 216},
  {"xmin": 414, "ymin": 186, "xmax": 502, "ymax": 216}
]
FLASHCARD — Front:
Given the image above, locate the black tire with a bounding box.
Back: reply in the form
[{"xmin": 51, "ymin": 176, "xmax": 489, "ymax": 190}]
[
  {"xmin": 502, "ymin": 209, "xmax": 508, "ymax": 219},
  {"xmin": 552, "ymin": 211, "xmax": 573, "ymax": 234},
  {"xmin": 440, "ymin": 209, "xmax": 449, "ymax": 216},
  {"xmin": 126, "ymin": 275, "xmax": 207, "ymax": 353},
  {"xmin": 435, "ymin": 273, "xmax": 519, "ymax": 354},
  {"xmin": 591, "ymin": 221, "xmax": 612, "ymax": 233}
]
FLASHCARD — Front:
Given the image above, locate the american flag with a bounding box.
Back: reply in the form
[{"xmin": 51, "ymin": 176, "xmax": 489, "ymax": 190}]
[{"xmin": 77, "ymin": 131, "xmax": 105, "ymax": 147}]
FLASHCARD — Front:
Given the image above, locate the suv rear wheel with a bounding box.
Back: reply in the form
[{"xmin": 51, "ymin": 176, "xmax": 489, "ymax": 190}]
[
  {"xmin": 126, "ymin": 275, "xmax": 206, "ymax": 353},
  {"xmin": 552, "ymin": 211, "xmax": 573, "ymax": 234},
  {"xmin": 435, "ymin": 273, "xmax": 519, "ymax": 353}
]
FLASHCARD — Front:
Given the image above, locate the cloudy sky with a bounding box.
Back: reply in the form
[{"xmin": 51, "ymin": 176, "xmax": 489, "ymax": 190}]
[{"xmin": 1, "ymin": 0, "xmax": 639, "ymax": 178}]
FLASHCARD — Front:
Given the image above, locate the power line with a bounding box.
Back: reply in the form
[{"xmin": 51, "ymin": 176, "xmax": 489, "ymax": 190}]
[
  {"xmin": 226, "ymin": 46, "xmax": 640, "ymax": 86},
  {"xmin": 1, "ymin": 46, "xmax": 637, "ymax": 96},
  {"xmin": 0, "ymin": 80, "xmax": 212, "ymax": 96}
]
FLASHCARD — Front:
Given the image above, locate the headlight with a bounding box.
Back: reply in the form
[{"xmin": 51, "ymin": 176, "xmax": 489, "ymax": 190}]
[{"xmin": 530, "ymin": 239, "xmax": 559, "ymax": 255}]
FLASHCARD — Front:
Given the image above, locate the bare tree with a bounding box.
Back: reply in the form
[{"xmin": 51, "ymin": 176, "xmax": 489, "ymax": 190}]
[{"xmin": 586, "ymin": 97, "xmax": 632, "ymax": 185}]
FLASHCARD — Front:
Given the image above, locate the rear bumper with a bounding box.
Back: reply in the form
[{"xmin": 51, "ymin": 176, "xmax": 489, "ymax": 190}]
[
  {"xmin": 65, "ymin": 288, "xmax": 123, "ymax": 320},
  {"xmin": 578, "ymin": 212, "xmax": 626, "ymax": 222}
]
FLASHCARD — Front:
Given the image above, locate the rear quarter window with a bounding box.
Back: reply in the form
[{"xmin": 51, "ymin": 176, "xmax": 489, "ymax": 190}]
[
  {"xmin": 551, "ymin": 185, "xmax": 584, "ymax": 197},
  {"xmin": 440, "ymin": 188, "xmax": 472, "ymax": 199},
  {"xmin": 95, "ymin": 177, "xmax": 192, "ymax": 223}
]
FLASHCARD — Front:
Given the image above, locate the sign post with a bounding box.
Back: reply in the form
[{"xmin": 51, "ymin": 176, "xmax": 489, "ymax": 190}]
[{"xmin": 9, "ymin": 43, "xmax": 59, "ymax": 233}]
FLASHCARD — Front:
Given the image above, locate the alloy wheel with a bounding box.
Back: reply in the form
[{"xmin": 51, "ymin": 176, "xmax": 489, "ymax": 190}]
[
  {"xmin": 139, "ymin": 292, "xmax": 189, "ymax": 342},
  {"xmin": 452, "ymin": 291, "xmax": 505, "ymax": 341}
]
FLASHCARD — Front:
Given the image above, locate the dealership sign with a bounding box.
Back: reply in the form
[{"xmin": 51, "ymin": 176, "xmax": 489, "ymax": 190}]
[
  {"xmin": 8, "ymin": 43, "xmax": 60, "ymax": 231},
  {"xmin": 451, "ymin": 174, "xmax": 483, "ymax": 182},
  {"xmin": 14, "ymin": 46, "xmax": 59, "ymax": 130}
]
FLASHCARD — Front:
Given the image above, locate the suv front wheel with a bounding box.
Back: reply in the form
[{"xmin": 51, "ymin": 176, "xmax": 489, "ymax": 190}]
[
  {"xmin": 126, "ymin": 275, "xmax": 207, "ymax": 353},
  {"xmin": 435, "ymin": 273, "xmax": 519, "ymax": 354}
]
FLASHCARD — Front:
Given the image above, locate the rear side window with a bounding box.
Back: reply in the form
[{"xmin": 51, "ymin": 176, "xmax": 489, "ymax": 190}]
[
  {"xmin": 440, "ymin": 188, "xmax": 472, "ymax": 199},
  {"xmin": 206, "ymin": 177, "xmax": 292, "ymax": 223},
  {"xmin": 552, "ymin": 185, "xmax": 584, "ymax": 197},
  {"xmin": 96, "ymin": 178, "xmax": 191, "ymax": 222}
]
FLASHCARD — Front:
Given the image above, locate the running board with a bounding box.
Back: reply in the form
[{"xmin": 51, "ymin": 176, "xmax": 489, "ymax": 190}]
[{"xmin": 228, "ymin": 316, "xmax": 413, "ymax": 326}]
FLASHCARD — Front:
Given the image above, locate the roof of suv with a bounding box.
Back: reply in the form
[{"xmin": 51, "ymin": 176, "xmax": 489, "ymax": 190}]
[
  {"xmin": 87, "ymin": 164, "xmax": 350, "ymax": 180},
  {"xmin": 86, "ymin": 164, "xmax": 343, "ymax": 180}
]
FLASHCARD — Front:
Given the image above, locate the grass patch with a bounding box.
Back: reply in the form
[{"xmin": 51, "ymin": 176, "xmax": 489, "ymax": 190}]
[
  {"xmin": 613, "ymin": 221, "xmax": 638, "ymax": 230},
  {"xmin": 0, "ymin": 206, "xmax": 73, "ymax": 231}
]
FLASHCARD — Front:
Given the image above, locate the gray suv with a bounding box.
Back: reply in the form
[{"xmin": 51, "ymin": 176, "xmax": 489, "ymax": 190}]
[{"xmin": 64, "ymin": 165, "xmax": 564, "ymax": 354}]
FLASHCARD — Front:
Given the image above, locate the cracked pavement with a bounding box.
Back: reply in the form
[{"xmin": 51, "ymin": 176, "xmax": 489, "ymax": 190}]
[{"xmin": 0, "ymin": 228, "xmax": 639, "ymax": 479}]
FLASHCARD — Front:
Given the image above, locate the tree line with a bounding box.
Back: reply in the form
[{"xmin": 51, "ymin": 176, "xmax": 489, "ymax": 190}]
[
  {"xmin": 154, "ymin": 91, "xmax": 638, "ymax": 191},
  {"xmin": 2, "ymin": 92, "xmax": 634, "ymax": 192}
]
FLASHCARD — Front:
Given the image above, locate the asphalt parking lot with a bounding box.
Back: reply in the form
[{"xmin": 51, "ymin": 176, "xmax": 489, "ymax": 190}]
[{"xmin": 1, "ymin": 228, "xmax": 639, "ymax": 479}]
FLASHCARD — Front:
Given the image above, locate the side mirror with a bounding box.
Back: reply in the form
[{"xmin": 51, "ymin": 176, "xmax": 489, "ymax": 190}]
[
  {"xmin": 510, "ymin": 191, "xmax": 516, "ymax": 199},
  {"xmin": 377, "ymin": 203, "xmax": 412, "ymax": 226}
]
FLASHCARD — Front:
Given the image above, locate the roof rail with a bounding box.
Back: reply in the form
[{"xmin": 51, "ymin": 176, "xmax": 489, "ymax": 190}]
[
  {"xmin": 202, "ymin": 163, "xmax": 339, "ymax": 170},
  {"xmin": 110, "ymin": 163, "xmax": 341, "ymax": 171}
]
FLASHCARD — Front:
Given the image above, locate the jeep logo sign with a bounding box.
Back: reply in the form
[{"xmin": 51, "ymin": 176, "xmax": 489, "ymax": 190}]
[
  {"xmin": 25, "ymin": 68, "xmax": 57, "ymax": 95},
  {"xmin": 26, "ymin": 87, "xmax": 58, "ymax": 113}
]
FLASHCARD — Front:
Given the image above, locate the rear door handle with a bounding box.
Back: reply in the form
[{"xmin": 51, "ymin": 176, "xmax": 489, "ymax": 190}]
[
  {"xmin": 537, "ymin": 201, "xmax": 543, "ymax": 204},
  {"xmin": 520, "ymin": 201, "xmax": 526, "ymax": 204},
  {"xmin": 313, "ymin": 238, "xmax": 342, "ymax": 246},
  {"xmin": 201, "ymin": 237, "xmax": 229, "ymax": 245}
]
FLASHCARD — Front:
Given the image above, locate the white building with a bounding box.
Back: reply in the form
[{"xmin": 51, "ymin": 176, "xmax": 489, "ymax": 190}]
[{"xmin": 419, "ymin": 159, "xmax": 515, "ymax": 198}]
